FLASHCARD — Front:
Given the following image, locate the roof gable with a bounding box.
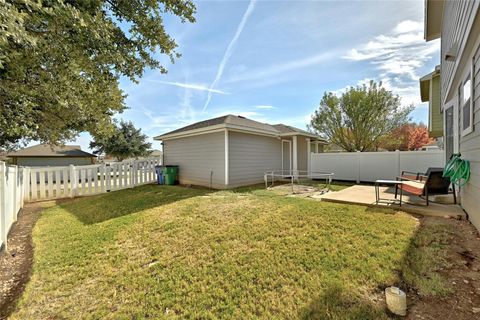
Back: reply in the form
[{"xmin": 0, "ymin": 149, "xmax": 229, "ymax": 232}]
[{"xmin": 154, "ymin": 114, "xmax": 327, "ymax": 142}]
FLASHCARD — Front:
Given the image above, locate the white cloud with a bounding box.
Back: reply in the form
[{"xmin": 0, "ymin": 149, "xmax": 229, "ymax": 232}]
[
  {"xmin": 392, "ymin": 20, "xmax": 423, "ymax": 34},
  {"xmin": 147, "ymin": 80, "xmax": 229, "ymax": 94},
  {"xmin": 255, "ymin": 105, "xmax": 275, "ymax": 110},
  {"xmin": 339, "ymin": 19, "xmax": 440, "ymax": 119},
  {"xmin": 343, "ymin": 20, "xmax": 439, "ymax": 80},
  {"xmin": 203, "ymin": 0, "xmax": 257, "ymax": 111},
  {"xmin": 332, "ymin": 77, "xmax": 422, "ymax": 111}
]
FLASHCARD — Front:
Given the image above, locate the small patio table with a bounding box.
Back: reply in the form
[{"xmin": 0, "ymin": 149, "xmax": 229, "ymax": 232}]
[{"xmin": 375, "ymin": 180, "xmax": 404, "ymax": 206}]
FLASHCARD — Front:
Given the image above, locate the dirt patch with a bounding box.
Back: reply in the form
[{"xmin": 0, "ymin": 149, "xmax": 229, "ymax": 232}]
[
  {"xmin": 405, "ymin": 216, "xmax": 480, "ymax": 319},
  {"xmin": 268, "ymin": 183, "xmax": 329, "ymax": 197},
  {"xmin": 0, "ymin": 201, "xmax": 53, "ymax": 319}
]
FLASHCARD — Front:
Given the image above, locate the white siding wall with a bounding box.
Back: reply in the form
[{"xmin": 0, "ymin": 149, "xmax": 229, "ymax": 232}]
[
  {"xmin": 441, "ymin": 1, "xmax": 478, "ymax": 103},
  {"xmin": 163, "ymin": 132, "xmax": 225, "ymax": 188},
  {"xmin": 228, "ymin": 131, "xmax": 281, "ymax": 187},
  {"xmin": 16, "ymin": 157, "xmax": 93, "ymax": 167},
  {"xmin": 439, "ymin": 3, "xmax": 480, "ymax": 230},
  {"xmin": 459, "ymin": 36, "xmax": 480, "ymax": 230}
]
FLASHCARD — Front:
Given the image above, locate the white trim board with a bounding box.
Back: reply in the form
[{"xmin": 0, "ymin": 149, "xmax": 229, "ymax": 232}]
[{"xmin": 224, "ymin": 129, "xmax": 229, "ymax": 186}]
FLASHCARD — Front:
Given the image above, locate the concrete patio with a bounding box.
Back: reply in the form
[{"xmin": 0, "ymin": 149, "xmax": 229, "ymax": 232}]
[{"xmin": 319, "ymin": 185, "xmax": 466, "ymax": 219}]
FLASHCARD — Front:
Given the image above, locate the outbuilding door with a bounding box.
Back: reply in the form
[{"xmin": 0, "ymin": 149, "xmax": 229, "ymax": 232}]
[{"xmin": 282, "ymin": 140, "xmax": 292, "ymax": 174}]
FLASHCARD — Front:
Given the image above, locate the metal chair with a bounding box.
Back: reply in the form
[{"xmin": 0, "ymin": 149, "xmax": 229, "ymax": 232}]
[{"xmin": 395, "ymin": 168, "xmax": 456, "ymax": 205}]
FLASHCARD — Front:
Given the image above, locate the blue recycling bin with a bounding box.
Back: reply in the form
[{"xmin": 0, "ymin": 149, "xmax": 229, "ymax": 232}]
[{"xmin": 155, "ymin": 165, "xmax": 164, "ymax": 185}]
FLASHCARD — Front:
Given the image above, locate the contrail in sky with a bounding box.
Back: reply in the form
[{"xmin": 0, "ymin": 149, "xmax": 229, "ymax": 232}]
[{"xmin": 202, "ymin": 0, "xmax": 257, "ymax": 112}]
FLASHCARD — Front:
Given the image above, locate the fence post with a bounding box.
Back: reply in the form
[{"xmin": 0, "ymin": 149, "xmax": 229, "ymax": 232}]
[
  {"xmin": 395, "ymin": 150, "xmax": 401, "ymax": 178},
  {"xmin": 12, "ymin": 166, "xmax": 17, "ymax": 223},
  {"xmin": 69, "ymin": 165, "xmax": 77, "ymax": 198},
  {"xmin": 130, "ymin": 160, "xmax": 135, "ymax": 188},
  {"xmin": 356, "ymin": 151, "xmax": 361, "ymax": 184},
  {"xmin": 23, "ymin": 167, "xmax": 30, "ymax": 202},
  {"xmin": 1, "ymin": 162, "xmax": 7, "ymax": 251},
  {"xmin": 19, "ymin": 167, "xmax": 24, "ymax": 209},
  {"xmin": 100, "ymin": 164, "xmax": 106, "ymax": 193},
  {"xmin": 106, "ymin": 164, "xmax": 111, "ymax": 192},
  {"xmin": 134, "ymin": 160, "xmax": 139, "ymax": 186}
]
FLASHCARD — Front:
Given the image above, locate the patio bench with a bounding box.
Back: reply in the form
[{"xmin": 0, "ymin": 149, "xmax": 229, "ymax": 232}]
[{"xmin": 394, "ymin": 167, "xmax": 456, "ymax": 206}]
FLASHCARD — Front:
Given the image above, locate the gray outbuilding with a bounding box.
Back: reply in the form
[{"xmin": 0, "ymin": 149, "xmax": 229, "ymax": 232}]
[{"xmin": 154, "ymin": 115, "xmax": 327, "ymax": 189}]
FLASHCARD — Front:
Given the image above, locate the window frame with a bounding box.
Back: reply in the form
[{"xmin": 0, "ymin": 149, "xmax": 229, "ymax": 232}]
[
  {"xmin": 444, "ymin": 99, "xmax": 458, "ymax": 161},
  {"xmin": 461, "ymin": 60, "xmax": 474, "ymax": 137}
]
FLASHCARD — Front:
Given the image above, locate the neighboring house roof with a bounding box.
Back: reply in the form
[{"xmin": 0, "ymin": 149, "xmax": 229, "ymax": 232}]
[
  {"xmin": 419, "ymin": 65, "xmax": 440, "ymax": 102},
  {"xmin": 155, "ymin": 115, "xmax": 327, "ymax": 143},
  {"xmin": 8, "ymin": 144, "xmax": 96, "ymax": 158},
  {"xmin": 272, "ymin": 124, "xmax": 312, "ymax": 136},
  {"xmin": 149, "ymin": 149, "xmax": 163, "ymax": 157}
]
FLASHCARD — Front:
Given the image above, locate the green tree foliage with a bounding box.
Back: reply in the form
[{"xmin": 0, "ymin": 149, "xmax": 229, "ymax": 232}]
[
  {"xmin": 89, "ymin": 121, "xmax": 151, "ymax": 161},
  {"xmin": 309, "ymin": 81, "xmax": 413, "ymax": 152},
  {"xmin": 0, "ymin": 0, "xmax": 195, "ymax": 150}
]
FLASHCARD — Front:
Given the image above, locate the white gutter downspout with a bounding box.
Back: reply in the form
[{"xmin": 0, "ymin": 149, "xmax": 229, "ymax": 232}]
[
  {"xmin": 225, "ymin": 129, "xmax": 229, "ymax": 187},
  {"xmin": 292, "ymin": 135, "xmax": 298, "ymax": 175}
]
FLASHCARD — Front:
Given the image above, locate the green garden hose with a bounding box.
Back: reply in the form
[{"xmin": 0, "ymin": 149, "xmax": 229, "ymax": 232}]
[{"xmin": 443, "ymin": 153, "xmax": 471, "ymax": 187}]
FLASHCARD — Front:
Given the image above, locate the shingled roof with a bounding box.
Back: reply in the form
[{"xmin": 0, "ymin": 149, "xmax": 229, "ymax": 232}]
[
  {"xmin": 155, "ymin": 115, "xmax": 326, "ymax": 142},
  {"xmin": 8, "ymin": 144, "xmax": 96, "ymax": 158}
]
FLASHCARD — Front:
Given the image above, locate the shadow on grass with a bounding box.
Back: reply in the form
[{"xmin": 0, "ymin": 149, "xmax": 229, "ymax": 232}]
[
  {"xmin": 299, "ymin": 283, "xmax": 387, "ymax": 320},
  {"xmin": 58, "ymin": 184, "xmax": 211, "ymax": 225},
  {"xmin": 399, "ymin": 218, "xmax": 454, "ymax": 297},
  {"xmin": 299, "ymin": 216, "xmax": 456, "ymax": 319}
]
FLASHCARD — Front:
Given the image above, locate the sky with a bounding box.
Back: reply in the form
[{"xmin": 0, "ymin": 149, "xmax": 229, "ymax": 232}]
[{"xmin": 73, "ymin": 0, "xmax": 441, "ymax": 152}]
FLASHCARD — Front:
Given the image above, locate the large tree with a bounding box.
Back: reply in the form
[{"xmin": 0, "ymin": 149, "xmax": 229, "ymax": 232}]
[
  {"xmin": 89, "ymin": 121, "xmax": 151, "ymax": 161},
  {"xmin": 381, "ymin": 123, "xmax": 434, "ymax": 151},
  {"xmin": 0, "ymin": 0, "xmax": 195, "ymax": 150},
  {"xmin": 309, "ymin": 81, "xmax": 413, "ymax": 152}
]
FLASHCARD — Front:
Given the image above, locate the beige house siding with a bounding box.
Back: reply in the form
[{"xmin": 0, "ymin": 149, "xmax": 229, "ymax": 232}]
[
  {"xmin": 430, "ymin": 75, "xmax": 443, "ymax": 137},
  {"xmin": 163, "ymin": 132, "xmax": 225, "ymax": 188},
  {"xmin": 228, "ymin": 131, "xmax": 282, "ymax": 187},
  {"xmin": 441, "ymin": 1, "xmax": 478, "ymax": 103},
  {"xmin": 15, "ymin": 157, "xmax": 93, "ymax": 167},
  {"xmin": 459, "ymin": 38, "xmax": 480, "ymax": 230}
]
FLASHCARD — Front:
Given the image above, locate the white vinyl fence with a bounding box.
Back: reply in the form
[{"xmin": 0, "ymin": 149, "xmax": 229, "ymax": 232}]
[
  {"xmin": 311, "ymin": 150, "xmax": 445, "ymax": 183},
  {"xmin": 0, "ymin": 163, "xmax": 25, "ymax": 251},
  {"xmin": 0, "ymin": 157, "xmax": 161, "ymax": 250}
]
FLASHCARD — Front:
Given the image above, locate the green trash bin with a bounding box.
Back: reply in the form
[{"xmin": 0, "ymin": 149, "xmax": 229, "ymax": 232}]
[{"xmin": 162, "ymin": 165, "xmax": 178, "ymax": 185}]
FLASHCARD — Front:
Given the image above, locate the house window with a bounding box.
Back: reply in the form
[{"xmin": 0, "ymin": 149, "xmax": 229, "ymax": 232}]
[
  {"xmin": 445, "ymin": 106, "xmax": 454, "ymax": 161},
  {"xmin": 461, "ymin": 62, "xmax": 474, "ymax": 136}
]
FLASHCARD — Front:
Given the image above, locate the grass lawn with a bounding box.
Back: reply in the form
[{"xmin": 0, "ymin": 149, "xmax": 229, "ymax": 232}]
[{"xmin": 11, "ymin": 185, "xmax": 449, "ymax": 319}]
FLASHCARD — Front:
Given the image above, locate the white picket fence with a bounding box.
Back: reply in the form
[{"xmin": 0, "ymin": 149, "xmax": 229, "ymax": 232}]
[
  {"xmin": 0, "ymin": 157, "xmax": 161, "ymax": 250},
  {"xmin": 310, "ymin": 150, "xmax": 445, "ymax": 183}
]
